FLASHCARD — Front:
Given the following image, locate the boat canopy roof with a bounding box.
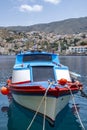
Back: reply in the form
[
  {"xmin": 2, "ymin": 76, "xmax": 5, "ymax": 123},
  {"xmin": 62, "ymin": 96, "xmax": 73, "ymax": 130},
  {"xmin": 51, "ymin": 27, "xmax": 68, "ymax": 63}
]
[{"xmin": 15, "ymin": 50, "xmax": 60, "ymax": 65}]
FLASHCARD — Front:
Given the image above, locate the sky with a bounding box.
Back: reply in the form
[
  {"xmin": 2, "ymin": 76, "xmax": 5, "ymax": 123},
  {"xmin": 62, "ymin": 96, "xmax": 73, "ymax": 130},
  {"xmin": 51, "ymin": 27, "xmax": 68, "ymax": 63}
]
[{"xmin": 0, "ymin": 0, "xmax": 87, "ymax": 26}]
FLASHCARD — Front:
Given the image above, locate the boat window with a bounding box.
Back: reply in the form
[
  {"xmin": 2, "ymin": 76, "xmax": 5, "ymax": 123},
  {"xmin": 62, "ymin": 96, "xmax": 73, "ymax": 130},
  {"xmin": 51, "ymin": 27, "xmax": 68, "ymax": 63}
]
[
  {"xmin": 23, "ymin": 54, "xmax": 52, "ymax": 62},
  {"xmin": 32, "ymin": 66, "xmax": 55, "ymax": 81}
]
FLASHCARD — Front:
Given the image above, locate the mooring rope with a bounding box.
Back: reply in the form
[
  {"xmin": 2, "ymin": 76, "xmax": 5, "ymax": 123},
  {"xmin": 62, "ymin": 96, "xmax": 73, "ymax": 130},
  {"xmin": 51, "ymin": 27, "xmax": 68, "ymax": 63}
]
[
  {"xmin": 67, "ymin": 86, "xmax": 86, "ymax": 130},
  {"xmin": 43, "ymin": 96, "xmax": 47, "ymax": 130},
  {"xmin": 79, "ymin": 89, "xmax": 87, "ymax": 98},
  {"xmin": 75, "ymin": 83, "xmax": 87, "ymax": 98},
  {"xmin": 26, "ymin": 83, "xmax": 52, "ymax": 130}
]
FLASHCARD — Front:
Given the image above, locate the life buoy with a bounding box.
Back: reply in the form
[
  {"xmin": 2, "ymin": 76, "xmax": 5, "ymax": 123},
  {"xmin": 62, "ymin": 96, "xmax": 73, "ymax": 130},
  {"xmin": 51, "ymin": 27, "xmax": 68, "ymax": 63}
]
[
  {"xmin": 1, "ymin": 86, "xmax": 9, "ymax": 95},
  {"xmin": 58, "ymin": 78, "xmax": 67, "ymax": 85},
  {"xmin": 6, "ymin": 78, "xmax": 12, "ymax": 85}
]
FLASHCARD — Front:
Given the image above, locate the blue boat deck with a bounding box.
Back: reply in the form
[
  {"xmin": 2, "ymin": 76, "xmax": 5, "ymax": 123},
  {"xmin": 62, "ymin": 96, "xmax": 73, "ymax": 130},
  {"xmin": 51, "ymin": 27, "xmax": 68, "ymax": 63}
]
[{"xmin": 14, "ymin": 81, "xmax": 56, "ymax": 89}]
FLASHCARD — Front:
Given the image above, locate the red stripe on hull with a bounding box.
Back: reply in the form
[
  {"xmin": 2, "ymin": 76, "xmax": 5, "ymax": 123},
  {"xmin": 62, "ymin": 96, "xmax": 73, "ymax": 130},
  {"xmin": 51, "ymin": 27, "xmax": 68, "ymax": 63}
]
[
  {"xmin": 12, "ymin": 80, "xmax": 31, "ymax": 85},
  {"xmin": 9, "ymin": 82, "xmax": 82, "ymax": 97}
]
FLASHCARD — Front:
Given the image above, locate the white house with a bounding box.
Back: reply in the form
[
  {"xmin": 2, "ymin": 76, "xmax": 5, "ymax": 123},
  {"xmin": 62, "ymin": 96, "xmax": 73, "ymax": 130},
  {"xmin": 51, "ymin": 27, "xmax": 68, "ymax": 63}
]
[{"xmin": 69, "ymin": 45, "xmax": 87, "ymax": 54}]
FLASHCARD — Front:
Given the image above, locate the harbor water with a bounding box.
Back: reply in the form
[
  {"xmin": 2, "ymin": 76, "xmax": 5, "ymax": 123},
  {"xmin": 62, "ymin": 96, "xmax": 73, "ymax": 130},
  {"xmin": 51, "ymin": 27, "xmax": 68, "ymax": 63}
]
[{"xmin": 0, "ymin": 55, "xmax": 87, "ymax": 130}]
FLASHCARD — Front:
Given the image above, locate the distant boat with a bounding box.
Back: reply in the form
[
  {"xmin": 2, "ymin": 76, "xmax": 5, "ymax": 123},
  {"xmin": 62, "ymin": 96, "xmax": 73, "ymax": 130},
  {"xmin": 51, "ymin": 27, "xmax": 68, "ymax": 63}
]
[{"xmin": 7, "ymin": 50, "xmax": 82, "ymax": 125}]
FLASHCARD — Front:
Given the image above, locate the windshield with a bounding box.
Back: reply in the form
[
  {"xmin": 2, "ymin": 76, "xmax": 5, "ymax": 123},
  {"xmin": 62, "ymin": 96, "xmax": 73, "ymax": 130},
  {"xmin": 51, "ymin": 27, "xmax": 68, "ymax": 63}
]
[
  {"xmin": 32, "ymin": 66, "xmax": 55, "ymax": 82},
  {"xmin": 23, "ymin": 54, "xmax": 52, "ymax": 62}
]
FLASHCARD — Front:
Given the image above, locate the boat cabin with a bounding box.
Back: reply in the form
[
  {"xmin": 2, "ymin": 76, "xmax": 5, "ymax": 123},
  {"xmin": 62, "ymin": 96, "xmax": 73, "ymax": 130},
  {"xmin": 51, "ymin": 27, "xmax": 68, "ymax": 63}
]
[{"xmin": 12, "ymin": 51, "xmax": 71, "ymax": 84}]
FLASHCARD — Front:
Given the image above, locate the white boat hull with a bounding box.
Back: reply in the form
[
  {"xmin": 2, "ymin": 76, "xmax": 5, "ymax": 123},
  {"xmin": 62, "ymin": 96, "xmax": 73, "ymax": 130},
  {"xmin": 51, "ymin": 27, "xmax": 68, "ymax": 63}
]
[{"xmin": 12, "ymin": 93, "xmax": 70, "ymax": 123}]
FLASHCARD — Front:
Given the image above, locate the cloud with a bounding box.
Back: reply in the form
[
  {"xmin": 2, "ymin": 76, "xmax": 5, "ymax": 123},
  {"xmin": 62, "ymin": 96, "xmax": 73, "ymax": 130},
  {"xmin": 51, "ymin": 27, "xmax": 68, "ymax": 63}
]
[
  {"xmin": 44, "ymin": 0, "xmax": 61, "ymax": 4},
  {"xmin": 19, "ymin": 4, "xmax": 43, "ymax": 12}
]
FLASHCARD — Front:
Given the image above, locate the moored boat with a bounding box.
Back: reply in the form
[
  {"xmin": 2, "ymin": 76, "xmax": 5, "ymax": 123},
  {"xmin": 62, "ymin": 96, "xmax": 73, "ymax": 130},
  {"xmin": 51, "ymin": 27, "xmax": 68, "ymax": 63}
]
[{"xmin": 3, "ymin": 50, "xmax": 83, "ymax": 125}]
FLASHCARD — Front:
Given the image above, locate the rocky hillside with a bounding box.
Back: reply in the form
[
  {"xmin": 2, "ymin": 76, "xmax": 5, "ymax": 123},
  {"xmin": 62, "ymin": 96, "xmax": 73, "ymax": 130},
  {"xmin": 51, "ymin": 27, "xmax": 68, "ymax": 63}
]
[
  {"xmin": 0, "ymin": 16, "xmax": 87, "ymax": 55},
  {"xmin": 1, "ymin": 16, "xmax": 87, "ymax": 34}
]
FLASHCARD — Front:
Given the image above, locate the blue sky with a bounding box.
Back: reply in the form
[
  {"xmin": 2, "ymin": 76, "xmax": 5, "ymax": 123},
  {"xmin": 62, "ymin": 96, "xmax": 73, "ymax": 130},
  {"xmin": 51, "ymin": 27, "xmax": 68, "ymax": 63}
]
[{"xmin": 0, "ymin": 0, "xmax": 87, "ymax": 26}]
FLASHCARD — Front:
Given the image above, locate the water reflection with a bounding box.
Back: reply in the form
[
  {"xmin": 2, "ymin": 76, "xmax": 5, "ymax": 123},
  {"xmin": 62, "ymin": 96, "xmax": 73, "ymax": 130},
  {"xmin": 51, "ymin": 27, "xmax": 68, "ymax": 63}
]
[{"xmin": 1, "ymin": 100, "xmax": 82, "ymax": 130}]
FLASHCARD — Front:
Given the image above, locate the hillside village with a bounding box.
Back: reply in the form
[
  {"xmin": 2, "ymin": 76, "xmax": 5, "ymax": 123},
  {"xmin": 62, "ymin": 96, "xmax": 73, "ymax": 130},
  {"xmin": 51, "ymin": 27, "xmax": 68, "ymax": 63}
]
[{"xmin": 0, "ymin": 28, "xmax": 87, "ymax": 55}]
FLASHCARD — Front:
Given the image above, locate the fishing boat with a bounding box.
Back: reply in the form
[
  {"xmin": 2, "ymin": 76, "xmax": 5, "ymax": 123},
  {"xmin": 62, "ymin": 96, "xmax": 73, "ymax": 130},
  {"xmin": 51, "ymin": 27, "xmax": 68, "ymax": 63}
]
[{"xmin": 2, "ymin": 50, "xmax": 83, "ymax": 125}]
